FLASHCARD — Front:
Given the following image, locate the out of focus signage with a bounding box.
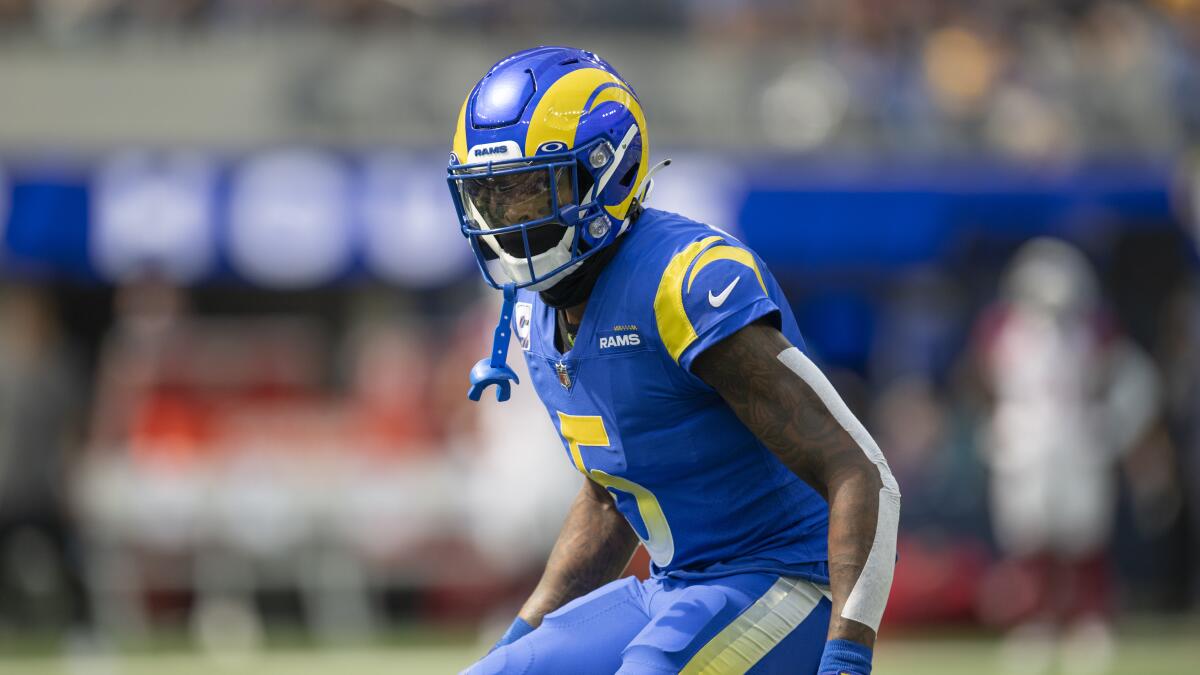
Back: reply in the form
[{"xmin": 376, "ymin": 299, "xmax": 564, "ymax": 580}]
[
  {"xmin": 0, "ymin": 152, "xmax": 1178, "ymax": 285},
  {"xmin": 359, "ymin": 153, "xmax": 473, "ymax": 286},
  {"xmin": 92, "ymin": 152, "xmax": 217, "ymax": 283},
  {"xmin": 0, "ymin": 162, "xmax": 8, "ymax": 263},
  {"xmin": 228, "ymin": 150, "xmax": 353, "ymax": 288}
]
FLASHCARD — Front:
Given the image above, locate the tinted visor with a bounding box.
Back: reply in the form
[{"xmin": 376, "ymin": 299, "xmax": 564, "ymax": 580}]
[{"xmin": 460, "ymin": 165, "xmax": 574, "ymax": 257}]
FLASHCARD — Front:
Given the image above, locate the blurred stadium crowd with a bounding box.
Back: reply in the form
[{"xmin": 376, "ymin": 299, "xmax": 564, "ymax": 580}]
[
  {"xmin": 0, "ymin": 2, "xmax": 1197, "ymax": 673},
  {"xmin": 0, "ymin": 1, "xmax": 1199, "ymax": 155}
]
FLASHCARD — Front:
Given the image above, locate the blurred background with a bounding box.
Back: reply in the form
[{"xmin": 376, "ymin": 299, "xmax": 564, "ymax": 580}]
[{"xmin": 0, "ymin": 1, "xmax": 1198, "ymax": 673}]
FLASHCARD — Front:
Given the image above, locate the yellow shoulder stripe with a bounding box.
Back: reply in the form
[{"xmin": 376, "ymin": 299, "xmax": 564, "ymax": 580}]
[
  {"xmin": 654, "ymin": 236, "xmax": 722, "ymax": 363},
  {"xmin": 656, "ymin": 237, "xmax": 772, "ymax": 364},
  {"xmin": 685, "ymin": 245, "xmax": 767, "ymax": 295}
]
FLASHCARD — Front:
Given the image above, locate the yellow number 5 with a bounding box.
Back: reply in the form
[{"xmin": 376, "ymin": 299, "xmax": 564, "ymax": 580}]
[{"xmin": 557, "ymin": 411, "xmax": 675, "ymax": 567}]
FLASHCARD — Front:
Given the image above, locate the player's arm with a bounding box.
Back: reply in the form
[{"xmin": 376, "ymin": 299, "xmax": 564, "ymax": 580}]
[
  {"xmin": 693, "ymin": 318, "xmax": 900, "ymax": 672},
  {"xmin": 514, "ymin": 477, "xmax": 639, "ymax": 629}
]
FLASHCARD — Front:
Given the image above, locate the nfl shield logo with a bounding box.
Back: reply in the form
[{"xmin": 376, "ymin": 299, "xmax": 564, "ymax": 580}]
[
  {"xmin": 555, "ymin": 361, "xmax": 572, "ymax": 389},
  {"xmin": 514, "ymin": 302, "xmax": 532, "ymax": 350}
]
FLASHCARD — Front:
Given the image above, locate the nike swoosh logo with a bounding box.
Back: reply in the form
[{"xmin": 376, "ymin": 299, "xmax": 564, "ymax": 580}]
[{"xmin": 708, "ymin": 276, "xmax": 740, "ymax": 307}]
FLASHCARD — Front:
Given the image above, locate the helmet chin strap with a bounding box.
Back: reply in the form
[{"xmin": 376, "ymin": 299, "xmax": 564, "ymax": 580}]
[{"xmin": 538, "ymin": 234, "xmax": 625, "ymax": 309}]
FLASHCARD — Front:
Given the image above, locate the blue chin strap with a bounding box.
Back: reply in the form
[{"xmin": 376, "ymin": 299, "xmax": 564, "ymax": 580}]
[{"xmin": 468, "ymin": 283, "xmax": 520, "ymax": 402}]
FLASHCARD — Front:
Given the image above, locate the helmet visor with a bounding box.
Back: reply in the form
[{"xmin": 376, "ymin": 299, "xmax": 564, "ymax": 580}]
[{"xmin": 459, "ymin": 165, "xmax": 575, "ymax": 258}]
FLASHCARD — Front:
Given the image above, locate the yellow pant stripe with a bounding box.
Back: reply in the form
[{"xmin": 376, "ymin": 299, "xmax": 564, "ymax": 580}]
[{"xmin": 679, "ymin": 576, "xmax": 824, "ymax": 675}]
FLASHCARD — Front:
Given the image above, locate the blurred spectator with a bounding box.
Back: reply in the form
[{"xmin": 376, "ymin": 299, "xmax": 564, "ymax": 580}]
[
  {"xmin": 0, "ymin": 1, "xmax": 1197, "ymax": 155},
  {"xmin": 875, "ymin": 375, "xmax": 992, "ymax": 627},
  {"xmin": 0, "ymin": 283, "xmax": 88, "ymax": 632},
  {"xmin": 971, "ymin": 238, "xmax": 1161, "ymax": 674},
  {"xmin": 88, "ymin": 275, "xmax": 194, "ymax": 464},
  {"xmin": 0, "ymin": 0, "xmax": 30, "ymax": 25},
  {"xmin": 1157, "ymin": 282, "xmax": 1200, "ymax": 607},
  {"xmin": 878, "ymin": 376, "xmax": 987, "ymax": 538},
  {"xmin": 345, "ymin": 316, "xmax": 441, "ymax": 455}
]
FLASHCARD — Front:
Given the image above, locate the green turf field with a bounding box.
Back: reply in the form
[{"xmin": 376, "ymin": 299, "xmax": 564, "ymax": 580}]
[{"xmin": 0, "ymin": 628, "xmax": 1195, "ymax": 674}]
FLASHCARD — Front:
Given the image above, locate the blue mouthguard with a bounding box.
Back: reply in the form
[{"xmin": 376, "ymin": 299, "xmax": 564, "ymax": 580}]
[{"xmin": 467, "ymin": 283, "xmax": 520, "ymax": 402}]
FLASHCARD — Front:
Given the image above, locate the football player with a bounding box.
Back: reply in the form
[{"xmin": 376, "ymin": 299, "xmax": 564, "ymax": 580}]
[{"xmin": 447, "ymin": 47, "xmax": 900, "ymax": 675}]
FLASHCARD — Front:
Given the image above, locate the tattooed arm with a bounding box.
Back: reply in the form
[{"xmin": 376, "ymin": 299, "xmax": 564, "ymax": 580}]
[
  {"xmin": 692, "ymin": 318, "xmax": 899, "ymax": 651},
  {"xmin": 517, "ymin": 477, "xmax": 639, "ymax": 627}
]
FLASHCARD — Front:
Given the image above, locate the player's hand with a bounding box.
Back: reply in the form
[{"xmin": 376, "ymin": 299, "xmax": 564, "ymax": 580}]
[
  {"xmin": 490, "ymin": 617, "xmax": 534, "ymax": 653},
  {"xmin": 817, "ymin": 638, "xmax": 873, "ymax": 675},
  {"xmin": 459, "ymin": 618, "xmax": 533, "ymax": 675}
]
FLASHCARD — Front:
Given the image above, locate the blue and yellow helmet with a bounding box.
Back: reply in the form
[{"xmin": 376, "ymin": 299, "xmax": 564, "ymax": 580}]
[{"xmin": 447, "ymin": 47, "xmax": 653, "ymax": 291}]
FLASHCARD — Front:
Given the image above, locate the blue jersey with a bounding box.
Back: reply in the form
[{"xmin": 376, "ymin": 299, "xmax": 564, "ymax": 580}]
[{"xmin": 514, "ymin": 208, "xmax": 830, "ymax": 582}]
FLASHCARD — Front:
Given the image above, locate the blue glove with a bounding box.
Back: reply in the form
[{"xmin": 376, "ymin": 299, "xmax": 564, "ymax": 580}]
[
  {"xmin": 818, "ymin": 638, "xmax": 873, "ymax": 675},
  {"xmin": 490, "ymin": 617, "xmax": 534, "ymax": 653}
]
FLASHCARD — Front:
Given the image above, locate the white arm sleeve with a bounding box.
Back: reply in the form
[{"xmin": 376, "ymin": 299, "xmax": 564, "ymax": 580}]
[{"xmin": 777, "ymin": 347, "xmax": 901, "ymax": 633}]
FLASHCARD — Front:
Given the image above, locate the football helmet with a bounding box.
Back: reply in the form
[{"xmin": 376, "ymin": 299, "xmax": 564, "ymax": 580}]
[{"xmin": 447, "ymin": 46, "xmax": 654, "ymax": 291}]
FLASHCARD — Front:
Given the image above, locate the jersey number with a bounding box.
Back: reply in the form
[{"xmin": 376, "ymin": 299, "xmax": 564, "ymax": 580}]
[{"xmin": 556, "ymin": 412, "xmax": 675, "ymax": 567}]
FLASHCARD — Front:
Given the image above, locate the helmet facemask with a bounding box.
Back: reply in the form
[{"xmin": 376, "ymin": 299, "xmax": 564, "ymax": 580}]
[{"xmin": 449, "ymin": 138, "xmax": 621, "ymax": 291}]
